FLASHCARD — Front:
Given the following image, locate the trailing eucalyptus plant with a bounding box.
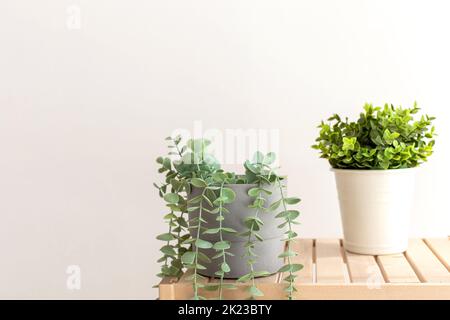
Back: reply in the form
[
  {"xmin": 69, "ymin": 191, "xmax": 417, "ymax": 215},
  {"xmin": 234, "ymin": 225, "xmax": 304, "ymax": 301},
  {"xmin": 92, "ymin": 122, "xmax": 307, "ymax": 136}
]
[
  {"xmin": 312, "ymin": 102, "xmax": 436, "ymax": 169},
  {"xmin": 236, "ymin": 152, "xmax": 303, "ymax": 300},
  {"xmin": 155, "ymin": 136, "xmax": 302, "ymax": 300}
]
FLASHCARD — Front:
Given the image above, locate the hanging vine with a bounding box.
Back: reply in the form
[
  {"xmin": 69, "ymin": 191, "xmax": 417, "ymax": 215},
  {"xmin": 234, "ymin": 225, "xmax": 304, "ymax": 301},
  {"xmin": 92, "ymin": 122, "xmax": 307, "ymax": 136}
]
[
  {"xmin": 155, "ymin": 138, "xmax": 302, "ymax": 299},
  {"xmin": 274, "ymin": 176, "xmax": 302, "ymax": 299}
]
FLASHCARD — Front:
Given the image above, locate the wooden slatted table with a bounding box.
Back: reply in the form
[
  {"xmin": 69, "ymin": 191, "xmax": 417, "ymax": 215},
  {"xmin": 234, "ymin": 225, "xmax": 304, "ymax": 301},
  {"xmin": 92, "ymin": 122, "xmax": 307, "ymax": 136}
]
[{"xmin": 159, "ymin": 238, "xmax": 450, "ymax": 300}]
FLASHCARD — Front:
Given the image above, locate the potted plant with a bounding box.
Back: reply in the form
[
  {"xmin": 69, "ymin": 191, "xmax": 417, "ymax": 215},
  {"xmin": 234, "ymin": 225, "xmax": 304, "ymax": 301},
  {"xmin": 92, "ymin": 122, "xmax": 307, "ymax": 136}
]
[
  {"xmin": 155, "ymin": 136, "xmax": 303, "ymax": 299},
  {"xmin": 312, "ymin": 103, "xmax": 436, "ymax": 255}
]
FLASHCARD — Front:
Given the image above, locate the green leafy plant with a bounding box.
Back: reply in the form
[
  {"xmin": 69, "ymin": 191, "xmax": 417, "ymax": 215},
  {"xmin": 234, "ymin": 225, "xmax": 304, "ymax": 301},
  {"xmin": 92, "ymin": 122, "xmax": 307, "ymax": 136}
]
[
  {"xmin": 312, "ymin": 102, "xmax": 436, "ymax": 169},
  {"xmin": 155, "ymin": 136, "xmax": 302, "ymax": 300},
  {"xmin": 236, "ymin": 152, "xmax": 303, "ymax": 300},
  {"xmin": 236, "ymin": 152, "xmax": 277, "ymax": 299},
  {"xmin": 274, "ymin": 176, "xmax": 302, "ymax": 299}
]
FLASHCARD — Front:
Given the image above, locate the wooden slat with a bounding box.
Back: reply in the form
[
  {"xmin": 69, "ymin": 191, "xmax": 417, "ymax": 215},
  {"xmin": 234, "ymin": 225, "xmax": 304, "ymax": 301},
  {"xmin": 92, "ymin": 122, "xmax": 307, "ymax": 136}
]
[
  {"xmin": 289, "ymin": 239, "xmax": 314, "ymax": 283},
  {"xmin": 344, "ymin": 250, "xmax": 385, "ymax": 284},
  {"xmin": 315, "ymin": 239, "xmax": 346, "ymax": 283},
  {"xmin": 160, "ymin": 238, "xmax": 450, "ymax": 300},
  {"xmin": 377, "ymin": 254, "xmax": 420, "ymax": 283},
  {"xmin": 294, "ymin": 283, "xmax": 450, "ymax": 300},
  {"xmin": 163, "ymin": 282, "xmax": 450, "ymax": 300},
  {"xmin": 424, "ymin": 238, "xmax": 450, "ymax": 271},
  {"xmin": 405, "ymin": 239, "xmax": 450, "ymax": 283},
  {"xmin": 158, "ymin": 277, "xmax": 177, "ymax": 300}
]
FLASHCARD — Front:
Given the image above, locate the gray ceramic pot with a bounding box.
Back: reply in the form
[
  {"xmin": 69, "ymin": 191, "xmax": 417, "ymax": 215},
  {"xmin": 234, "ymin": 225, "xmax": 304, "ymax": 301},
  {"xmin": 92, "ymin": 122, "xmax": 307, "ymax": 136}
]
[{"xmin": 188, "ymin": 183, "xmax": 286, "ymax": 279}]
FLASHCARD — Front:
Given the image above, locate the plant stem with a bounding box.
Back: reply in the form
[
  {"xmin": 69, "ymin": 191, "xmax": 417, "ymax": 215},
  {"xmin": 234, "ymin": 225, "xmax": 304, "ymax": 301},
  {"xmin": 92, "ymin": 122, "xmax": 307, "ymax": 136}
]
[
  {"xmin": 165, "ymin": 213, "xmax": 174, "ymax": 268},
  {"xmin": 244, "ymin": 182, "xmax": 262, "ymax": 297},
  {"xmin": 218, "ymin": 182, "xmax": 225, "ymax": 300},
  {"xmin": 193, "ymin": 188, "xmax": 206, "ymax": 300},
  {"xmin": 174, "ymin": 182, "xmax": 185, "ymax": 264},
  {"xmin": 277, "ymin": 177, "xmax": 294, "ymax": 300},
  {"xmin": 174, "ymin": 143, "xmax": 183, "ymax": 158},
  {"xmin": 245, "ymin": 228, "xmax": 258, "ymax": 293},
  {"xmin": 177, "ymin": 212, "xmax": 183, "ymax": 261}
]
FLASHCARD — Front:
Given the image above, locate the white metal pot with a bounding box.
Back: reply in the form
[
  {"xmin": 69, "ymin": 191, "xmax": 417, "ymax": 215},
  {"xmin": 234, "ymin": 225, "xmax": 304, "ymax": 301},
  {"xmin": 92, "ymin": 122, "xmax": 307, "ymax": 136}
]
[{"xmin": 332, "ymin": 168, "xmax": 416, "ymax": 255}]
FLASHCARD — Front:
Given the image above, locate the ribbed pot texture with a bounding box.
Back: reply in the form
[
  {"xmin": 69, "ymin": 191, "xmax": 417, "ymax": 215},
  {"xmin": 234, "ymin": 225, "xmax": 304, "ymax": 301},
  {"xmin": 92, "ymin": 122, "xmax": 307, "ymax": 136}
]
[
  {"xmin": 333, "ymin": 168, "xmax": 416, "ymax": 255},
  {"xmin": 188, "ymin": 184, "xmax": 286, "ymax": 278}
]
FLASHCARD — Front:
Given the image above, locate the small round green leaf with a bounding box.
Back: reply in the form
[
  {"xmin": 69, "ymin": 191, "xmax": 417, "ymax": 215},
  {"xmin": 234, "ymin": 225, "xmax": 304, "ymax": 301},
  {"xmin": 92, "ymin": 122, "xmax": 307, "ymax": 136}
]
[
  {"xmin": 221, "ymin": 227, "xmax": 237, "ymax": 234},
  {"xmin": 284, "ymin": 197, "xmax": 301, "ymax": 205},
  {"xmin": 247, "ymin": 187, "xmax": 260, "ymax": 197},
  {"xmin": 213, "ymin": 241, "xmax": 230, "ymax": 250},
  {"xmin": 163, "ymin": 193, "xmax": 179, "ymax": 204},
  {"xmin": 190, "ymin": 178, "xmax": 207, "ymax": 188},
  {"xmin": 276, "ymin": 210, "xmax": 300, "ymax": 220},
  {"xmin": 195, "ymin": 239, "xmax": 213, "ymax": 249},
  {"xmin": 203, "ymin": 228, "xmax": 220, "ymax": 234},
  {"xmin": 221, "ymin": 187, "xmax": 236, "ymax": 204},
  {"xmin": 156, "ymin": 233, "xmax": 176, "ymax": 241},
  {"xmin": 160, "ymin": 245, "xmax": 176, "ymax": 256},
  {"xmin": 263, "ymin": 152, "xmax": 276, "ymax": 165},
  {"xmin": 237, "ymin": 273, "xmax": 252, "ymax": 283},
  {"xmin": 181, "ymin": 251, "xmax": 196, "ymax": 265},
  {"xmin": 221, "ymin": 262, "xmax": 230, "ymax": 273}
]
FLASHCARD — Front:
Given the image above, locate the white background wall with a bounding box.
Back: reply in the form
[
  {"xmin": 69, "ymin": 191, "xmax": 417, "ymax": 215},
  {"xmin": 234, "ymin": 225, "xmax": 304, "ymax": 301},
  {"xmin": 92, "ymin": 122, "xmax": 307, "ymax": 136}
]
[{"xmin": 0, "ymin": 0, "xmax": 449, "ymax": 299}]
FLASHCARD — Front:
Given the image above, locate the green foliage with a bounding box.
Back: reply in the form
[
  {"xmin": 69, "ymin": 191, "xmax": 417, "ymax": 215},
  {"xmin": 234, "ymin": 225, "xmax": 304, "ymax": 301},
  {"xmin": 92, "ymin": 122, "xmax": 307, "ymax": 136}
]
[
  {"xmin": 154, "ymin": 136, "xmax": 191, "ymax": 281},
  {"xmin": 238, "ymin": 153, "xmax": 274, "ymax": 299},
  {"xmin": 312, "ymin": 102, "xmax": 436, "ymax": 169},
  {"xmin": 273, "ymin": 176, "xmax": 302, "ymax": 300},
  {"xmin": 155, "ymin": 136, "xmax": 302, "ymax": 300},
  {"xmin": 163, "ymin": 193, "xmax": 179, "ymax": 204}
]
